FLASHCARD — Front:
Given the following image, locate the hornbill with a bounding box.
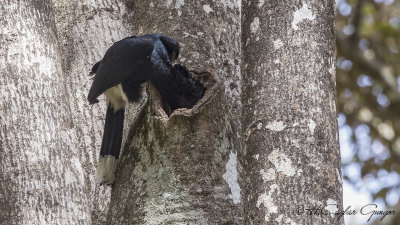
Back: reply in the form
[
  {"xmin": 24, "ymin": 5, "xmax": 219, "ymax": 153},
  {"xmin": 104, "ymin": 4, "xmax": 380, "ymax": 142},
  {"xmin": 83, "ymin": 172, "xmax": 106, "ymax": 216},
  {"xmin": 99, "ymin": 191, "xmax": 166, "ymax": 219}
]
[{"xmin": 88, "ymin": 34, "xmax": 204, "ymax": 185}]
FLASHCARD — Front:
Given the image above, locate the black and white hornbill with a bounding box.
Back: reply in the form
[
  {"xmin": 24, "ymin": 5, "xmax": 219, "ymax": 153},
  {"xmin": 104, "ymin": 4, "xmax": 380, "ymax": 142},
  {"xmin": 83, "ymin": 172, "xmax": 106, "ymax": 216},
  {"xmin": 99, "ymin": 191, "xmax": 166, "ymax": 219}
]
[{"xmin": 88, "ymin": 34, "xmax": 204, "ymax": 185}]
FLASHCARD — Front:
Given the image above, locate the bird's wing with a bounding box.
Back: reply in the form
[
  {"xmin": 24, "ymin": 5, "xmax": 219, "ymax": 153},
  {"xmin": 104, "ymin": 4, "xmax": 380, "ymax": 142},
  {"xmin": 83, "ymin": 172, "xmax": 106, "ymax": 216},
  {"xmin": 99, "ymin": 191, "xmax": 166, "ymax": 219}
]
[{"xmin": 88, "ymin": 36, "xmax": 154, "ymax": 104}]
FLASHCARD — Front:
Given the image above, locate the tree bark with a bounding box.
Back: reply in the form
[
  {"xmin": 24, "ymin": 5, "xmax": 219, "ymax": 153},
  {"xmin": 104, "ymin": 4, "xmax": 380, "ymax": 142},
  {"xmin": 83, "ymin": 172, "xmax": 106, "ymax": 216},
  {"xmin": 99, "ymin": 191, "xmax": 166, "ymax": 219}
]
[
  {"xmin": 0, "ymin": 1, "xmax": 90, "ymax": 224},
  {"xmin": 241, "ymin": 1, "xmax": 342, "ymax": 224},
  {"xmin": 108, "ymin": 0, "xmax": 243, "ymax": 224},
  {"xmin": 51, "ymin": 1, "xmax": 137, "ymax": 223},
  {"xmin": 0, "ymin": 0, "xmax": 135, "ymax": 224},
  {"xmin": 1, "ymin": 0, "xmax": 343, "ymax": 224}
]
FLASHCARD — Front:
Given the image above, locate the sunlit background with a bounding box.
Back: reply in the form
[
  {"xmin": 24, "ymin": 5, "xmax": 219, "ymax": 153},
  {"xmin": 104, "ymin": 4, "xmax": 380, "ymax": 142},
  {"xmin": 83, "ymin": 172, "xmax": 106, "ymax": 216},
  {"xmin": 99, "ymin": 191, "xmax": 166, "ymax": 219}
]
[{"xmin": 336, "ymin": 0, "xmax": 400, "ymax": 224}]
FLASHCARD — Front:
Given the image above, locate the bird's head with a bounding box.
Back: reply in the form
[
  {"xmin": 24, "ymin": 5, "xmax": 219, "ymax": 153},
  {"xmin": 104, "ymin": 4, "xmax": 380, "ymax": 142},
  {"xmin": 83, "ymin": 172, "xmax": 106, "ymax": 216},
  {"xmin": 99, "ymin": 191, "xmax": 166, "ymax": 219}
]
[{"xmin": 159, "ymin": 35, "xmax": 180, "ymax": 62}]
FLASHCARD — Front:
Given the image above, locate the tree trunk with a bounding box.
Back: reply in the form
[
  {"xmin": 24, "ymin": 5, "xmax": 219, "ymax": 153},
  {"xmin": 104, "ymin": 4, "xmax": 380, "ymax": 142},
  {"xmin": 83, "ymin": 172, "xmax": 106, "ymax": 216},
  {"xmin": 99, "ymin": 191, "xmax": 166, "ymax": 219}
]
[
  {"xmin": 51, "ymin": 1, "xmax": 137, "ymax": 223},
  {"xmin": 0, "ymin": 1, "xmax": 91, "ymax": 223},
  {"xmin": 1, "ymin": 0, "xmax": 135, "ymax": 224},
  {"xmin": 108, "ymin": 1, "xmax": 243, "ymax": 224},
  {"xmin": 1, "ymin": 1, "xmax": 342, "ymax": 224},
  {"xmin": 241, "ymin": 1, "xmax": 342, "ymax": 224}
]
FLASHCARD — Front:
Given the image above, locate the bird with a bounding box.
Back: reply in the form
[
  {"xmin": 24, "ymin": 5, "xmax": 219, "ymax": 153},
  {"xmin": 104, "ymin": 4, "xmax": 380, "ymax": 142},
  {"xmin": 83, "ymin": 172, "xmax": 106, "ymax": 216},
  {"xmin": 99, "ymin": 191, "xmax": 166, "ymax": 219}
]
[{"xmin": 88, "ymin": 34, "xmax": 204, "ymax": 185}]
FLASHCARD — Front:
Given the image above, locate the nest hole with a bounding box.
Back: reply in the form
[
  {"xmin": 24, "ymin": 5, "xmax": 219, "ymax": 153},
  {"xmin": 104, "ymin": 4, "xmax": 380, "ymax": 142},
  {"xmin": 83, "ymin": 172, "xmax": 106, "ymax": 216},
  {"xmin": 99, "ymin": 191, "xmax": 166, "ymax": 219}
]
[{"xmin": 158, "ymin": 64, "xmax": 209, "ymax": 116}]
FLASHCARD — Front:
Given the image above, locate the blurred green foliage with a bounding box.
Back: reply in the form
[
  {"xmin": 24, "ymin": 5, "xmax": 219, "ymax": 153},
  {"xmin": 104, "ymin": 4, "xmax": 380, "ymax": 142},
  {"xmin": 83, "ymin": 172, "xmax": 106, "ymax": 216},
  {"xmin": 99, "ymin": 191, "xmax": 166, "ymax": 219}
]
[{"xmin": 336, "ymin": 0, "xmax": 400, "ymax": 222}]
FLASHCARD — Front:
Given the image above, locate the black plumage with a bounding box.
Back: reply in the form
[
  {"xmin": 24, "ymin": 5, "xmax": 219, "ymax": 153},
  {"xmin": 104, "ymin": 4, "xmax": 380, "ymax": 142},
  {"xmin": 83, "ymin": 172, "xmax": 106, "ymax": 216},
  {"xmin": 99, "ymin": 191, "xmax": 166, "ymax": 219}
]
[
  {"xmin": 88, "ymin": 34, "xmax": 204, "ymax": 185},
  {"xmin": 88, "ymin": 35, "xmax": 154, "ymax": 105},
  {"xmin": 166, "ymin": 64, "xmax": 205, "ymax": 111}
]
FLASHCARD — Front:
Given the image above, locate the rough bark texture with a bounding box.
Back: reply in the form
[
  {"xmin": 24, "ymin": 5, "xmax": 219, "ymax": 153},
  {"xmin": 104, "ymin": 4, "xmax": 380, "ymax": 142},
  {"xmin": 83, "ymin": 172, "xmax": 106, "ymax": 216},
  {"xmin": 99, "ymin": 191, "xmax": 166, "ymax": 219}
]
[
  {"xmin": 0, "ymin": 1, "xmax": 89, "ymax": 224},
  {"xmin": 51, "ymin": 1, "xmax": 136, "ymax": 223},
  {"xmin": 1, "ymin": 0, "xmax": 343, "ymax": 224},
  {"xmin": 108, "ymin": 0, "xmax": 243, "ymax": 224},
  {"xmin": 110, "ymin": 72, "xmax": 240, "ymax": 224},
  {"xmin": 241, "ymin": 1, "xmax": 342, "ymax": 225},
  {"xmin": 0, "ymin": 0, "xmax": 135, "ymax": 224}
]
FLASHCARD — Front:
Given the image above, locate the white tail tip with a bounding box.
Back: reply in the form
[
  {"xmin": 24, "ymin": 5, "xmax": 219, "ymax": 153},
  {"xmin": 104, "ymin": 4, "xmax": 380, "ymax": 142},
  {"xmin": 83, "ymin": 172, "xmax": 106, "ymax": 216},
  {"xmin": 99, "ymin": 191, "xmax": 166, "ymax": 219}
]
[{"xmin": 96, "ymin": 155, "xmax": 119, "ymax": 185}]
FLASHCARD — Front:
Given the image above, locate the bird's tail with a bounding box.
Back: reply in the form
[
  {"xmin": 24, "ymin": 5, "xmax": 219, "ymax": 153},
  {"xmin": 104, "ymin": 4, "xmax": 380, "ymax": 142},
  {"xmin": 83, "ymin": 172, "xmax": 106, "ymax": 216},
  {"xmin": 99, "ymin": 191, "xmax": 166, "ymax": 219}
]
[{"xmin": 96, "ymin": 105, "xmax": 125, "ymax": 185}]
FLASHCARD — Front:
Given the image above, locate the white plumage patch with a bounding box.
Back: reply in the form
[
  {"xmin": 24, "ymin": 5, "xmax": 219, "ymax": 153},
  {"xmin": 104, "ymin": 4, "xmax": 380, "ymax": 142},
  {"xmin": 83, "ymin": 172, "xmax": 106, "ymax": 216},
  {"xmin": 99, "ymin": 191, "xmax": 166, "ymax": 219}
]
[
  {"xmin": 104, "ymin": 84, "xmax": 128, "ymax": 112},
  {"xmin": 96, "ymin": 155, "xmax": 119, "ymax": 185}
]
